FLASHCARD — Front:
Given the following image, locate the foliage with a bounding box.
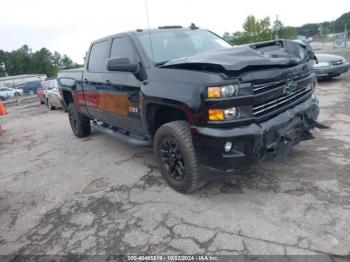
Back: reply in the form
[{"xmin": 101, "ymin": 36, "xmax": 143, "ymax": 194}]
[
  {"xmin": 333, "ymin": 11, "xmax": 350, "ymax": 33},
  {"xmin": 227, "ymin": 11, "xmax": 350, "ymax": 46},
  {"xmin": 228, "ymin": 15, "xmax": 297, "ymax": 45},
  {"xmin": 230, "ymin": 16, "xmax": 273, "ymax": 45},
  {"xmin": 296, "ymin": 11, "xmax": 350, "ymax": 37},
  {"xmin": 0, "ymin": 45, "xmax": 82, "ymax": 77}
]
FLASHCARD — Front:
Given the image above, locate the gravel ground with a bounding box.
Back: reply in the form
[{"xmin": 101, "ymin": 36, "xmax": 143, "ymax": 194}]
[{"xmin": 0, "ymin": 70, "xmax": 350, "ymax": 256}]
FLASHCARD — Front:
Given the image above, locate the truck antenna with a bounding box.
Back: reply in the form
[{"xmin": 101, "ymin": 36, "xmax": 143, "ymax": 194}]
[{"xmin": 144, "ymin": 0, "xmax": 155, "ymax": 64}]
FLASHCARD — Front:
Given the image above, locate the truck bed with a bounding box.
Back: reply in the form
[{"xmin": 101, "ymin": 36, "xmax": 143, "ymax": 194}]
[{"xmin": 58, "ymin": 67, "xmax": 84, "ymax": 81}]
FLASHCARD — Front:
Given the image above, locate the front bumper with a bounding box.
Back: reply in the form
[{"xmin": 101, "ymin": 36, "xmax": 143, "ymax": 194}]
[
  {"xmin": 192, "ymin": 96, "xmax": 319, "ymax": 180},
  {"xmin": 313, "ymin": 62, "xmax": 350, "ymax": 78}
]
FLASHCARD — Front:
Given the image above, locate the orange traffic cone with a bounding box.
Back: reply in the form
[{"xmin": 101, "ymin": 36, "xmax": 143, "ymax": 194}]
[{"xmin": 0, "ymin": 101, "xmax": 7, "ymax": 115}]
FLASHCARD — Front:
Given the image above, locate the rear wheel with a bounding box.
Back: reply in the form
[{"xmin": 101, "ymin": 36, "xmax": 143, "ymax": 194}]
[
  {"xmin": 154, "ymin": 121, "xmax": 203, "ymax": 193},
  {"xmin": 48, "ymin": 101, "xmax": 55, "ymax": 110},
  {"xmin": 67, "ymin": 103, "xmax": 91, "ymax": 138}
]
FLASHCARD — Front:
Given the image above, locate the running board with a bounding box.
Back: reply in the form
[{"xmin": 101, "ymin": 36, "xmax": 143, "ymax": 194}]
[{"xmin": 91, "ymin": 121, "xmax": 152, "ymax": 147}]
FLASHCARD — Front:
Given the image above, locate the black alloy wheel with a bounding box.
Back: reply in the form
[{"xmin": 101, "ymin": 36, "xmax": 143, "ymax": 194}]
[{"xmin": 160, "ymin": 137, "xmax": 186, "ymax": 181}]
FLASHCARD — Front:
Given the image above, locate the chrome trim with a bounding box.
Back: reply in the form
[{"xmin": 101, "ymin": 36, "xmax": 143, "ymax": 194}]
[{"xmin": 253, "ymin": 89, "xmax": 311, "ymax": 116}]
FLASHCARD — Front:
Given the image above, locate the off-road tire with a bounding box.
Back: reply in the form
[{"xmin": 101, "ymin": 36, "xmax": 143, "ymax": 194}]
[
  {"xmin": 154, "ymin": 120, "xmax": 204, "ymax": 193},
  {"xmin": 67, "ymin": 103, "xmax": 91, "ymax": 138}
]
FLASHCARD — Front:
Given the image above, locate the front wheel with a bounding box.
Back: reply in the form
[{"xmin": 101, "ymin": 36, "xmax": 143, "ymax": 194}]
[
  {"xmin": 154, "ymin": 121, "xmax": 204, "ymax": 193},
  {"xmin": 67, "ymin": 103, "xmax": 91, "ymax": 138}
]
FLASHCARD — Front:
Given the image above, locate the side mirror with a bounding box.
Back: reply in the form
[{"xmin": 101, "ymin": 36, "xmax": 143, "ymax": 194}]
[{"xmin": 107, "ymin": 57, "xmax": 140, "ymax": 73}]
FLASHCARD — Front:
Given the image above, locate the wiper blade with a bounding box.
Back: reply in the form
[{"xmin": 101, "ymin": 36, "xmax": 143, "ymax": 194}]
[{"xmin": 155, "ymin": 60, "xmax": 169, "ymax": 66}]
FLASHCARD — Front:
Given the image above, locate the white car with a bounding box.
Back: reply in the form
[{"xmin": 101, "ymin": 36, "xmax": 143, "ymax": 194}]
[
  {"xmin": 9, "ymin": 87, "xmax": 23, "ymax": 96},
  {"xmin": 0, "ymin": 87, "xmax": 22, "ymax": 99}
]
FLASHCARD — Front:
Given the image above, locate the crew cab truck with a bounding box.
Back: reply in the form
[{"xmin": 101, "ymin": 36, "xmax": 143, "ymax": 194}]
[{"xmin": 58, "ymin": 26, "xmax": 320, "ymax": 193}]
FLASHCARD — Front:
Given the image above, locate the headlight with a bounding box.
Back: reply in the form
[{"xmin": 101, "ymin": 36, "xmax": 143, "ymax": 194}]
[
  {"xmin": 208, "ymin": 106, "xmax": 253, "ymax": 121},
  {"xmin": 314, "ymin": 62, "xmax": 330, "ymax": 68},
  {"xmin": 207, "ymin": 84, "xmax": 239, "ymax": 98},
  {"xmin": 224, "ymin": 107, "xmax": 237, "ymax": 120},
  {"xmin": 208, "ymin": 107, "xmax": 241, "ymax": 121}
]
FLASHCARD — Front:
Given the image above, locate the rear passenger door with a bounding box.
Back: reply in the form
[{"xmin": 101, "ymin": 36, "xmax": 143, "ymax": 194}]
[{"xmin": 82, "ymin": 39, "xmax": 111, "ymax": 122}]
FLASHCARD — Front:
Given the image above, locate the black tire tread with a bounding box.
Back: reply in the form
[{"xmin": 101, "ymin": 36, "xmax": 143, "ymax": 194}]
[
  {"xmin": 154, "ymin": 120, "xmax": 204, "ymax": 193},
  {"xmin": 68, "ymin": 103, "xmax": 91, "ymax": 138}
]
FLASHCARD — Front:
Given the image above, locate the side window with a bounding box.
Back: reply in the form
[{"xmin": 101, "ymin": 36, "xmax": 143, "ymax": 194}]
[
  {"xmin": 88, "ymin": 40, "xmax": 109, "ymax": 72},
  {"xmin": 110, "ymin": 37, "xmax": 136, "ymax": 63}
]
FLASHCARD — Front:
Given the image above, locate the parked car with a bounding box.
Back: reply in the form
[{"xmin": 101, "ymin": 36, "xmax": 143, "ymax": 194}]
[
  {"xmin": 0, "ymin": 87, "xmax": 20, "ymax": 98},
  {"xmin": 9, "ymin": 87, "xmax": 23, "ymax": 96},
  {"xmin": 313, "ymin": 54, "xmax": 350, "ymax": 79},
  {"xmin": 58, "ymin": 26, "xmax": 319, "ymax": 193},
  {"xmin": 23, "ymin": 81, "xmax": 42, "ymax": 95},
  {"xmin": 38, "ymin": 79, "xmax": 58, "ymax": 104},
  {"xmin": 46, "ymin": 81, "xmax": 65, "ymax": 110}
]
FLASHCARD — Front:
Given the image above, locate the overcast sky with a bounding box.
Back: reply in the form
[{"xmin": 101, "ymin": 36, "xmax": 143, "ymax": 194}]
[{"xmin": 1, "ymin": 0, "xmax": 349, "ymax": 63}]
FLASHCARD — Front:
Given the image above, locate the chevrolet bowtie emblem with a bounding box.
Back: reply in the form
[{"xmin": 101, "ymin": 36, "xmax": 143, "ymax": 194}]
[{"xmin": 284, "ymin": 82, "xmax": 297, "ymax": 95}]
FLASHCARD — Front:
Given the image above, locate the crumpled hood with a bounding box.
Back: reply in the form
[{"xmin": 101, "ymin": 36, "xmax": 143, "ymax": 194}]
[{"xmin": 161, "ymin": 40, "xmax": 314, "ymax": 72}]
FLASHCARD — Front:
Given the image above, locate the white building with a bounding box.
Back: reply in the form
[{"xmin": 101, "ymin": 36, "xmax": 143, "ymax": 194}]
[{"xmin": 0, "ymin": 74, "xmax": 47, "ymax": 88}]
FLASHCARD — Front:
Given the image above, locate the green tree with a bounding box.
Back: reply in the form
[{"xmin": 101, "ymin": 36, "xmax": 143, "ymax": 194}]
[
  {"xmin": 280, "ymin": 26, "xmax": 297, "ymax": 39},
  {"xmin": 230, "ymin": 15, "xmax": 273, "ymax": 45},
  {"xmin": 0, "ymin": 50, "xmax": 6, "ymax": 77},
  {"xmin": 334, "ymin": 11, "xmax": 350, "ymax": 33},
  {"xmin": 0, "ymin": 45, "xmax": 80, "ymax": 77},
  {"xmin": 61, "ymin": 55, "xmax": 73, "ymax": 69}
]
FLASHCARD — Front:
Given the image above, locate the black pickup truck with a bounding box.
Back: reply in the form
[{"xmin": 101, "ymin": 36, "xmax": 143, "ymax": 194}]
[{"xmin": 58, "ymin": 25, "xmax": 320, "ymax": 193}]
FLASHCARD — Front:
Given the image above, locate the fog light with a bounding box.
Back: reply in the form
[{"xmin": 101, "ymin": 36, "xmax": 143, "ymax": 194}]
[{"xmin": 224, "ymin": 142, "xmax": 232, "ymax": 153}]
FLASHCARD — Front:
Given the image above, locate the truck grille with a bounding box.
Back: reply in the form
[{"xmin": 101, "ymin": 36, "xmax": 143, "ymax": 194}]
[
  {"xmin": 252, "ymin": 75, "xmax": 313, "ymax": 119},
  {"xmin": 253, "ymin": 72, "xmax": 309, "ymax": 94}
]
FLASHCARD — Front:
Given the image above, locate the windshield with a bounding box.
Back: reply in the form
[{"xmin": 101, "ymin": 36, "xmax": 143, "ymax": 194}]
[{"xmin": 137, "ymin": 29, "xmax": 232, "ymax": 65}]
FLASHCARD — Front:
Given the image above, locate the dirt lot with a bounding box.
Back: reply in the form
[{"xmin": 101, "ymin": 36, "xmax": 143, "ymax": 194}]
[{"xmin": 1, "ymin": 68, "xmax": 350, "ymax": 256}]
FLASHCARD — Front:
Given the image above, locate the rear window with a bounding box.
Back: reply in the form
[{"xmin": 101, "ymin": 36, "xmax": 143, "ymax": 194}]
[
  {"xmin": 88, "ymin": 40, "xmax": 109, "ymax": 72},
  {"xmin": 43, "ymin": 80, "xmax": 58, "ymax": 89}
]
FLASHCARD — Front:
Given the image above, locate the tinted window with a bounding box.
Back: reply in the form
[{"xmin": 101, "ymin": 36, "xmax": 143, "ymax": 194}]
[
  {"xmin": 110, "ymin": 37, "xmax": 135, "ymax": 63},
  {"xmin": 88, "ymin": 40, "xmax": 109, "ymax": 72},
  {"xmin": 25, "ymin": 81, "xmax": 40, "ymax": 88}
]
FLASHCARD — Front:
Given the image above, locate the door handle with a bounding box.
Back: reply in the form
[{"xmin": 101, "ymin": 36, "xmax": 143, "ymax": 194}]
[{"xmin": 106, "ymin": 80, "xmax": 111, "ymax": 85}]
